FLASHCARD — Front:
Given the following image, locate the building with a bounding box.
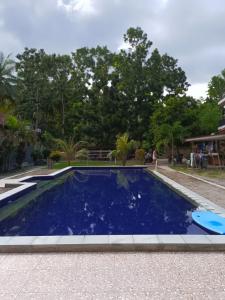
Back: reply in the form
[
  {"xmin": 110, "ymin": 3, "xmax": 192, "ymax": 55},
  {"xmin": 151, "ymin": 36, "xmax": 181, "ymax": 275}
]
[{"xmin": 184, "ymin": 94, "xmax": 225, "ymax": 166}]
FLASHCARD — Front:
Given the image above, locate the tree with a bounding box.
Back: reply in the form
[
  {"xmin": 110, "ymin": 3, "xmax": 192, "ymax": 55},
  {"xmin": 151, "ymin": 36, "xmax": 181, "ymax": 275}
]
[
  {"xmin": 14, "ymin": 27, "xmax": 190, "ymax": 150},
  {"xmin": 71, "ymin": 46, "xmax": 122, "ymax": 147},
  {"xmin": 112, "ymin": 27, "xmax": 189, "ymax": 141},
  {"xmin": 114, "ymin": 133, "xmax": 135, "ymax": 166},
  {"xmin": 55, "ymin": 138, "xmax": 88, "ymax": 165},
  {"xmin": 16, "ymin": 48, "xmax": 51, "ymax": 131},
  {"xmin": 0, "ymin": 52, "xmax": 16, "ymax": 102},
  {"xmin": 48, "ymin": 54, "xmax": 73, "ymax": 137},
  {"xmin": 150, "ymin": 95, "xmax": 198, "ymax": 158},
  {"xmin": 208, "ymin": 69, "xmax": 225, "ymax": 102},
  {"xmin": 0, "ymin": 114, "xmax": 34, "ymax": 171},
  {"xmin": 197, "ymin": 101, "xmax": 222, "ymax": 135},
  {"xmin": 153, "ymin": 122, "xmax": 185, "ymax": 164},
  {"xmin": 112, "ymin": 27, "xmax": 154, "ymax": 140}
]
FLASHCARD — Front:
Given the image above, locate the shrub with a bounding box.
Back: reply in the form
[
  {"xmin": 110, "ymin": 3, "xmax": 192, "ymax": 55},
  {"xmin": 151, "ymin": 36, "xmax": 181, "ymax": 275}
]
[
  {"xmin": 115, "ymin": 133, "xmax": 136, "ymax": 166},
  {"xmin": 49, "ymin": 150, "xmax": 61, "ymax": 162},
  {"xmin": 55, "ymin": 138, "xmax": 88, "ymax": 165},
  {"xmin": 135, "ymin": 148, "xmax": 145, "ymax": 162},
  {"xmin": 5, "ymin": 115, "xmax": 19, "ymax": 130}
]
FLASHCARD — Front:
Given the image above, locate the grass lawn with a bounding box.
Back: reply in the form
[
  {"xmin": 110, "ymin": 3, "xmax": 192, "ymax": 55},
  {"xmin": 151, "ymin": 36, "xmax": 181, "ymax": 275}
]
[
  {"xmin": 53, "ymin": 160, "xmax": 144, "ymax": 169},
  {"xmin": 172, "ymin": 165, "xmax": 225, "ymax": 179}
]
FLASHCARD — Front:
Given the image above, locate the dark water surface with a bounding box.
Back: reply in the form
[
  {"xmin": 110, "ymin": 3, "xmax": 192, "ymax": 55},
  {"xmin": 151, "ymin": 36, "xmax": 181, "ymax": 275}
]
[{"xmin": 0, "ymin": 168, "xmax": 209, "ymax": 235}]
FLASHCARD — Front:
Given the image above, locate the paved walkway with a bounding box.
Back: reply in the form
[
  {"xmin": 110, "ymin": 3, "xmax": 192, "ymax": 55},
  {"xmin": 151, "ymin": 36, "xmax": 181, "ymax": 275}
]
[
  {"xmin": 0, "ymin": 252, "xmax": 225, "ymax": 299},
  {"xmin": 0, "ymin": 168, "xmax": 54, "ymax": 194},
  {"xmin": 157, "ymin": 166, "xmax": 225, "ymax": 209},
  {"xmin": 0, "ymin": 166, "xmax": 43, "ymax": 180}
]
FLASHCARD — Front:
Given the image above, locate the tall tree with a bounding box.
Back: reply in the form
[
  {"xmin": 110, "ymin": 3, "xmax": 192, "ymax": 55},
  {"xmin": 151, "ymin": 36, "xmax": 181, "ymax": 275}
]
[
  {"xmin": 48, "ymin": 54, "xmax": 73, "ymax": 137},
  {"xmin": 0, "ymin": 52, "xmax": 16, "ymax": 102},
  {"xmin": 150, "ymin": 95, "xmax": 198, "ymax": 154},
  {"xmin": 14, "ymin": 27, "xmax": 190, "ymax": 148},
  {"xmin": 197, "ymin": 101, "xmax": 222, "ymax": 135},
  {"xmin": 208, "ymin": 69, "xmax": 225, "ymax": 102},
  {"xmin": 16, "ymin": 48, "xmax": 50, "ymax": 131}
]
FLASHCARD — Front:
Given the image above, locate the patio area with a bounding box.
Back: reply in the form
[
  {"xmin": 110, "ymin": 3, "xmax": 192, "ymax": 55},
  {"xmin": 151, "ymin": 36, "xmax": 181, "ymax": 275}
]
[{"xmin": 0, "ymin": 252, "xmax": 225, "ymax": 299}]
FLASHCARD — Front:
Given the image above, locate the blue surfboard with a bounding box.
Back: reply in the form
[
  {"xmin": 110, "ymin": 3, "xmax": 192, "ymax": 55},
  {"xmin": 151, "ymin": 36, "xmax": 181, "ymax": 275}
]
[{"xmin": 192, "ymin": 211, "xmax": 225, "ymax": 234}]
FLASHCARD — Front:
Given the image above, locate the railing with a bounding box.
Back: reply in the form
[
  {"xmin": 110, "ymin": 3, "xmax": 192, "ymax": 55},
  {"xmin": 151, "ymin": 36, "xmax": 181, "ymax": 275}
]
[{"xmin": 87, "ymin": 150, "xmax": 112, "ymax": 161}]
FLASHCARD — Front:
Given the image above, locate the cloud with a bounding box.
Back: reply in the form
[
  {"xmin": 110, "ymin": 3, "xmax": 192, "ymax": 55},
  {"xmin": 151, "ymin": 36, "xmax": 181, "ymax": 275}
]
[
  {"xmin": 0, "ymin": 29, "xmax": 23, "ymax": 55},
  {"xmin": 57, "ymin": 0, "xmax": 97, "ymax": 16},
  {"xmin": 0, "ymin": 0, "xmax": 225, "ymax": 98},
  {"xmin": 187, "ymin": 83, "xmax": 208, "ymax": 100}
]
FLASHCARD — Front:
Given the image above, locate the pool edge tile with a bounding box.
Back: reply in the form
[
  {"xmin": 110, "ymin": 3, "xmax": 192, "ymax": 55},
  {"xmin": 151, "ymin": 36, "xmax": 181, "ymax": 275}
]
[
  {"xmin": 109, "ymin": 235, "xmax": 134, "ymax": 244},
  {"xmin": 32, "ymin": 236, "xmax": 60, "ymax": 245},
  {"xmin": 83, "ymin": 235, "xmax": 109, "ymax": 244}
]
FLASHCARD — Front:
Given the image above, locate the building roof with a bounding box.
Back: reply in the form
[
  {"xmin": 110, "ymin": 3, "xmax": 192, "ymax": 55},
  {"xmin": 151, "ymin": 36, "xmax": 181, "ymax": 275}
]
[{"xmin": 185, "ymin": 134, "xmax": 225, "ymax": 143}]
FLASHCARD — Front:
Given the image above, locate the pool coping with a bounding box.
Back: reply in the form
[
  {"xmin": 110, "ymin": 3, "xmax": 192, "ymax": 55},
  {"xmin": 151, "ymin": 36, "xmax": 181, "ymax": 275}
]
[{"xmin": 0, "ymin": 166, "xmax": 225, "ymax": 252}]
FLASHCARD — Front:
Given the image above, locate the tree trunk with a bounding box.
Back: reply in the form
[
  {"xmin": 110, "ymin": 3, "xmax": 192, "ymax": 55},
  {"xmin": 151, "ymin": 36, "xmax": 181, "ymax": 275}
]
[
  {"xmin": 122, "ymin": 156, "xmax": 126, "ymax": 166},
  {"xmin": 61, "ymin": 94, "xmax": 65, "ymax": 137},
  {"xmin": 171, "ymin": 134, "xmax": 174, "ymax": 166},
  {"xmin": 35, "ymin": 88, "xmax": 39, "ymax": 131}
]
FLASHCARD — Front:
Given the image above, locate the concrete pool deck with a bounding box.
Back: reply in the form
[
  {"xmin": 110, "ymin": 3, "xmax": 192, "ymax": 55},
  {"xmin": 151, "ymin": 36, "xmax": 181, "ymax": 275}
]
[{"xmin": 0, "ymin": 252, "xmax": 225, "ymax": 299}]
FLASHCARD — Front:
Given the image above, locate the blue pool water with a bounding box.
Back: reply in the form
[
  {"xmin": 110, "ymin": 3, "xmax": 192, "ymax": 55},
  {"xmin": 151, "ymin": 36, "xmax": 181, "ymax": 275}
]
[{"xmin": 0, "ymin": 168, "xmax": 209, "ymax": 236}]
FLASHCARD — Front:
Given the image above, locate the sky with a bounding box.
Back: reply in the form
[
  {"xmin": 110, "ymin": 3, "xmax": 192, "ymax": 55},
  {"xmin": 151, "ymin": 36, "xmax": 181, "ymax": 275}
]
[{"xmin": 1, "ymin": 0, "xmax": 225, "ymax": 99}]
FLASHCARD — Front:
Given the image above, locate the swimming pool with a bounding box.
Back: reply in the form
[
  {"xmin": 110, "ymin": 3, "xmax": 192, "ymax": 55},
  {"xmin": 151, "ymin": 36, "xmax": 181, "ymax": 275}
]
[{"xmin": 0, "ymin": 167, "xmax": 209, "ymax": 236}]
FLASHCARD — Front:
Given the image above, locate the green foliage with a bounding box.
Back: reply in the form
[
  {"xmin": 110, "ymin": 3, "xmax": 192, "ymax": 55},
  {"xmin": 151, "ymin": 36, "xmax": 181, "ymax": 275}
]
[
  {"xmin": 0, "ymin": 52, "xmax": 16, "ymax": 101},
  {"xmin": 41, "ymin": 131, "xmax": 55, "ymax": 155},
  {"xmin": 49, "ymin": 150, "xmax": 61, "ymax": 162},
  {"xmin": 31, "ymin": 144, "xmax": 45, "ymax": 163},
  {"xmin": 16, "ymin": 142, "xmax": 26, "ymax": 168},
  {"xmin": 150, "ymin": 95, "xmax": 195, "ymax": 159},
  {"xmin": 3, "ymin": 26, "xmax": 224, "ymax": 168},
  {"xmin": 115, "ymin": 133, "xmax": 136, "ymax": 166},
  {"xmin": 0, "ymin": 108, "xmax": 35, "ymax": 171},
  {"xmin": 197, "ymin": 101, "xmax": 222, "ymax": 135},
  {"xmin": 135, "ymin": 149, "xmax": 145, "ymax": 162},
  {"xmin": 208, "ymin": 69, "xmax": 225, "ymax": 102},
  {"xmin": 154, "ymin": 121, "xmax": 185, "ymax": 164},
  {"xmin": 13, "ymin": 27, "xmax": 189, "ymax": 147},
  {"xmin": 5, "ymin": 115, "xmax": 19, "ymax": 130},
  {"xmin": 55, "ymin": 138, "xmax": 88, "ymax": 165}
]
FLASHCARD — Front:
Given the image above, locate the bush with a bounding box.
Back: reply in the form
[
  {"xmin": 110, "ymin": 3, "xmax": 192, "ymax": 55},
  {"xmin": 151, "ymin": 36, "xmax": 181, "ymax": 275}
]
[
  {"xmin": 5, "ymin": 115, "xmax": 19, "ymax": 130},
  {"xmin": 49, "ymin": 150, "xmax": 61, "ymax": 162},
  {"xmin": 135, "ymin": 148, "xmax": 145, "ymax": 162}
]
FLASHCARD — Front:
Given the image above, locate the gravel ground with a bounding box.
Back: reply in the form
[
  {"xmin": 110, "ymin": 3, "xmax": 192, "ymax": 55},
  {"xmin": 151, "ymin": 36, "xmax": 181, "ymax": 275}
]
[{"xmin": 0, "ymin": 252, "xmax": 225, "ymax": 299}]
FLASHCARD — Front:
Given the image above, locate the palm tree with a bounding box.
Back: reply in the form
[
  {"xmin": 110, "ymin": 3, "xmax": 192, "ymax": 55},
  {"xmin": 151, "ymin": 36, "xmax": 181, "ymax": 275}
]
[
  {"xmin": 0, "ymin": 52, "xmax": 16, "ymax": 102},
  {"xmin": 114, "ymin": 133, "xmax": 135, "ymax": 166},
  {"xmin": 55, "ymin": 138, "xmax": 88, "ymax": 165}
]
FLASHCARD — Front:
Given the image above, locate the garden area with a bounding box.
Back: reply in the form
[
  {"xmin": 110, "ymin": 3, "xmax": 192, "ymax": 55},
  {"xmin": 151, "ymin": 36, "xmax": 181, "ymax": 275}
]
[{"xmin": 1, "ymin": 27, "xmax": 225, "ymax": 174}]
